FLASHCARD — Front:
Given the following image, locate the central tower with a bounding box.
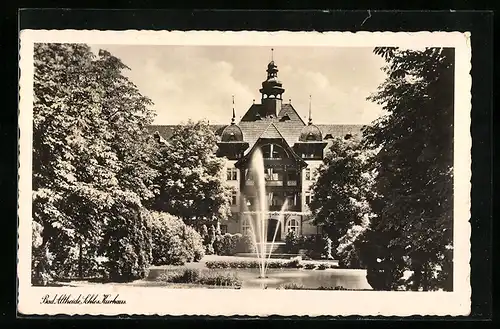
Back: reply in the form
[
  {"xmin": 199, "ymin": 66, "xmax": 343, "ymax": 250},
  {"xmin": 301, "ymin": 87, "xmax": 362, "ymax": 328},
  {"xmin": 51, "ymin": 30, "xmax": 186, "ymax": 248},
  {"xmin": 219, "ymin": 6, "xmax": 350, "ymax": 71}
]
[{"xmin": 259, "ymin": 49, "xmax": 285, "ymax": 118}]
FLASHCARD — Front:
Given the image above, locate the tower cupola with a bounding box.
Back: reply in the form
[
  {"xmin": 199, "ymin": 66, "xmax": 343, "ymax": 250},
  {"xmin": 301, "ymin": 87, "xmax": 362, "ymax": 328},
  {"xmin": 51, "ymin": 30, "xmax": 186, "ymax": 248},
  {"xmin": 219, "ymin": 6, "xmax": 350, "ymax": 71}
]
[{"xmin": 259, "ymin": 49, "xmax": 285, "ymax": 118}]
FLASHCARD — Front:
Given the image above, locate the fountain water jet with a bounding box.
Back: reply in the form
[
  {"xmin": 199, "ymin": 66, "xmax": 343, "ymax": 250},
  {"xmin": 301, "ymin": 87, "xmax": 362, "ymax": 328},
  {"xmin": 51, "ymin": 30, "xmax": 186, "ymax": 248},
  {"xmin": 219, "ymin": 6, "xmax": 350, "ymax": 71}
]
[{"xmin": 242, "ymin": 147, "xmax": 294, "ymax": 279}]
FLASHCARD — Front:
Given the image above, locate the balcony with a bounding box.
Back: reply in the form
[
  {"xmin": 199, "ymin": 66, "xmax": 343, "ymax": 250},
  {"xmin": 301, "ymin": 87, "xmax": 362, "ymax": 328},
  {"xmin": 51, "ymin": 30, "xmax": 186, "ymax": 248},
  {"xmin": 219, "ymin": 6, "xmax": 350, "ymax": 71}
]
[
  {"xmin": 269, "ymin": 204, "xmax": 302, "ymax": 212},
  {"xmin": 246, "ymin": 180, "xmax": 297, "ymax": 187}
]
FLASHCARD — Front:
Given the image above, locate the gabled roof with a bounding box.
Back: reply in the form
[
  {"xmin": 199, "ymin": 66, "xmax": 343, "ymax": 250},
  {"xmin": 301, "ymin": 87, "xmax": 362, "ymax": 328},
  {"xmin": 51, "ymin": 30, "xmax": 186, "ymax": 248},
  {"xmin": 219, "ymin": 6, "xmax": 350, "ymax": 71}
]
[
  {"xmin": 259, "ymin": 123, "xmax": 284, "ymax": 139},
  {"xmin": 240, "ymin": 104, "xmax": 263, "ymax": 122},
  {"xmin": 278, "ymin": 103, "xmax": 306, "ymax": 125},
  {"xmin": 147, "ymin": 124, "xmax": 226, "ymax": 140}
]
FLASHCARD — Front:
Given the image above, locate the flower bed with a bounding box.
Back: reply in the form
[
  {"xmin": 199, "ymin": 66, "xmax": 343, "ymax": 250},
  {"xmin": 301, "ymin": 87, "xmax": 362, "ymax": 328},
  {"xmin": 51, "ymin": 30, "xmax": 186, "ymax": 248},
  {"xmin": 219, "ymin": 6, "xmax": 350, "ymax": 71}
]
[
  {"xmin": 157, "ymin": 268, "xmax": 242, "ymax": 287},
  {"xmin": 277, "ymin": 283, "xmax": 352, "ymax": 290},
  {"xmin": 205, "ymin": 258, "xmax": 336, "ymax": 270}
]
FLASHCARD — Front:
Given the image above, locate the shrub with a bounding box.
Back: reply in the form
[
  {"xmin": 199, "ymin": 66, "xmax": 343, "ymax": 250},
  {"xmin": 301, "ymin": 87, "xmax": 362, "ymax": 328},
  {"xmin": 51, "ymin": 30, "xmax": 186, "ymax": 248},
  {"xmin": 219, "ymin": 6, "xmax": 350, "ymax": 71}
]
[
  {"xmin": 235, "ymin": 233, "xmax": 256, "ymax": 253},
  {"xmin": 277, "ymin": 283, "xmax": 305, "ymax": 290},
  {"xmin": 301, "ymin": 235, "xmax": 334, "ymax": 260},
  {"xmin": 276, "ymin": 284, "xmax": 349, "ymax": 290},
  {"xmin": 102, "ymin": 205, "xmax": 152, "ymax": 282},
  {"xmin": 205, "ymin": 258, "xmax": 304, "ymax": 269},
  {"xmin": 204, "ymin": 225, "xmax": 217, "ymax": 255},
  {"xmin": 149, "ymin": 212, "xmax": 205, "ymax": 266},
  {"xmin": 160, "ymin": 268, "xmax": 241, "ymax": 287},
  {"xmin": 183, "ymin": 226, "xmax": 205, "ymax": 262},
  {"xmin": 304, "ymin": 263, "xmax": 316, "ymax": 270},
  {"xmin": 317, "ymin": 263, "xmax": 329, "ymax": 270},
  {"xmin": 215, "ymin": 233, "xmax": 238, "ymax": 256},
  {"xmin": 174, "ymin": 268, "xmax": 201, "ymax": 283},
  {"xmin": 284, "ymin": 230, "xmax": 300, "ymax": 254},
  {"xmin": 286, "ymin": 257, "xmax": 303, "ymax": 268},
  {"xmin": 322, "ymin": 236, "xmax": 334, "ymax": 260},
  {"xmin": 199, "ymin": 271, "xmax": 241, "ymax": 287}
]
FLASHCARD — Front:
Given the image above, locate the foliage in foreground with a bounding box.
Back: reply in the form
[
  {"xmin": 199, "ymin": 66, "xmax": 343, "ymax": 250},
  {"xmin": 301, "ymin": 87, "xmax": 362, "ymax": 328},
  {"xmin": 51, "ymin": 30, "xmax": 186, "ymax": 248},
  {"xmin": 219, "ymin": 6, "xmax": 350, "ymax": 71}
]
[
  {"xmin": 358, "ymin": 47, "xmax": 455, "ymax": 291},
  {"xmin": 284, "ymin": 231, "xmax": 334, "ymax": 260},
  {"xmin": 309, "ymin": 136, "xmax": 375, "ymax": 257},
  {"xmin": 149, "ymin": 212, "xmax": 205, "ymax": 266},
  {"xmin": 32, "ymin": 43, "xmax": 157, "ymax": 284},
  {"xmin": 158, "ymin": 268, "xmax": 242, "ymax": 287},
  {"xmin": 204, "ymin": 258, "xmax": 335, "ymax": 270},
  {"xmin": 276, "ymin": 283, "xmax": 352, "ymax": 290}
]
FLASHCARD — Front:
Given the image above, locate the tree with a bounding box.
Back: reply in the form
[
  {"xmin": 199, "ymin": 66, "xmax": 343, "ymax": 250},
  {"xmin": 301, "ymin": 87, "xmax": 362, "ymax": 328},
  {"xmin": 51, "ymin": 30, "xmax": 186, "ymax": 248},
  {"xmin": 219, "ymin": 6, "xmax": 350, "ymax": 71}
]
[
  {"xmin": 151, "ymin": 120, "xmax": 232, "ymax": 226},
  {"xmin": 32, "ymin": 43, "xmax": 156, "ymax": 283},
  {"xmin": 309, "ymin": 136, "xmax": 375, "ymax": 255},
  {"xmin": 360, "ymin": 47, "xmax": 454, "ymax": 291}
]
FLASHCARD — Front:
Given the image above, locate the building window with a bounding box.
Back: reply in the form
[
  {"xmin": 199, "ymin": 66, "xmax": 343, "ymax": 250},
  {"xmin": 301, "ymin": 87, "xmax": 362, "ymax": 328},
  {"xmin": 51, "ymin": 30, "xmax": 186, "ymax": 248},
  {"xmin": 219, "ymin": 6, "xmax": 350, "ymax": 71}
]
[
  {"xmin": 246, "ymin": 196, "xmax": 255, "ymax": 207},
  {"xmin": 220, "ymin": 225, "xmax": 228, "ymax": 235},
  {"xmin": 305, "ymin": 168, "xmax": 311, "ymax": 180},
  {"xmin": 262, "ymin": 144, "xmax": 288, "ymax": 159},
  {"xmin": 269, "ymin": 192, "xmax": 285, "ymax": 207},
  {"xmin": 287, "ymin": 218, "xmax": 300, "ymax": 234},
  {"xmin": 227, "ymin": 168, "xmax": 238, "ymax": 181},
  {"xmin": 242, "ymin": 218, "xmax": 252, "ymax": 235},
  {"xmin": 231, "ymin": 191, "xmax": 238, "ymax": 205},
  {"xmin": 245, "ymin": 169, "xmax": 254, "ymax": 181},
  {"xmin": 265, "ymin": 167, "xmax": 283, "ymax": 181},
  {"xmin": 305, "ymin": 191, "xmax": 312, "ymax": 205},
  {"xmin": 302, "ymin": 153, "xmax": 315, "ymax": 159},
  {"xmin": 286, "ymin": 193, "xmax": 298, "ymax": 206}
]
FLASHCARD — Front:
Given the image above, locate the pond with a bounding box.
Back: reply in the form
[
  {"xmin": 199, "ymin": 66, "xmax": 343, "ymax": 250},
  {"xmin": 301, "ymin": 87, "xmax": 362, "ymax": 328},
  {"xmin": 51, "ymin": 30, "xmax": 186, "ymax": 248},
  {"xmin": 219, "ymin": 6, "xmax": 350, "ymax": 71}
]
[{"xmin": 147, "ymin": 267, "xmax": 372, "ymax": 290}]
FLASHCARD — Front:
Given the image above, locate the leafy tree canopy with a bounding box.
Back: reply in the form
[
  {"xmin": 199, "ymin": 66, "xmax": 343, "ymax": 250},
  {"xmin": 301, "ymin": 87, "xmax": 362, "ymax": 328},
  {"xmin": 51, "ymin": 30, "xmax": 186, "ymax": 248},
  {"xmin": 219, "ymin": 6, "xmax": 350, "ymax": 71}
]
[
  {"xmin": 309, "ymin": 136, "xmax": 375, "ymax": 253},
  {"xmin": 32, "ymin": 43, "xmax": 156, "ymax": 282},
  {"xmin": 359, "ymin": 47, "xmax": 454, "ymax": 291},
  {"xmin": 151, "ymin": 120, "xmax": 232, "ymax": 226}
]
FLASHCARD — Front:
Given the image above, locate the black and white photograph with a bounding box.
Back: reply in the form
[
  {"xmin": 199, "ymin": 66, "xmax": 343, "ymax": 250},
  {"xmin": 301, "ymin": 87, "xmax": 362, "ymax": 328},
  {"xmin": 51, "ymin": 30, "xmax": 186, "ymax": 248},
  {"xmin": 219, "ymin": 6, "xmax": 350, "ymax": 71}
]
[{"xmin": 17, "ymin": 30, "xmax": 472, "ymax": 316}]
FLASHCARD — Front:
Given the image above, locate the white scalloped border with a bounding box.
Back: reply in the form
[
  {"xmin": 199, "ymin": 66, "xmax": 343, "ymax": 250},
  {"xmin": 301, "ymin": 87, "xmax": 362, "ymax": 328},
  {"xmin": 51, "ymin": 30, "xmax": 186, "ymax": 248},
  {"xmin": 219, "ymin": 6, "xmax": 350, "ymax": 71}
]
[{"xmin": 17, "ymin": 30, "xmax": 472, "ymax": 317}]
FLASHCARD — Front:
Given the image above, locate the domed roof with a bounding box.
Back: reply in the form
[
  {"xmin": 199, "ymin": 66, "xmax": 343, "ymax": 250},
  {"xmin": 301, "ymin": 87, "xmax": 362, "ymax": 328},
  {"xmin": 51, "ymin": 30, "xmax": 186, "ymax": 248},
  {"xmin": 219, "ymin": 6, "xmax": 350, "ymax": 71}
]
[
  {"xmin": 267, "ymin": 60, "xmax": 278, "ymax": 70},
  {"xmin": 221, "ymin": 123, "xmax": 244, "ymax": 142},
  {"xmin": 299, "ymin": 123, "xmax": 323, "ymax": 142},
  {"xmin": 262, "ymin": 76, "xmax": 283, "ymax": 88}
]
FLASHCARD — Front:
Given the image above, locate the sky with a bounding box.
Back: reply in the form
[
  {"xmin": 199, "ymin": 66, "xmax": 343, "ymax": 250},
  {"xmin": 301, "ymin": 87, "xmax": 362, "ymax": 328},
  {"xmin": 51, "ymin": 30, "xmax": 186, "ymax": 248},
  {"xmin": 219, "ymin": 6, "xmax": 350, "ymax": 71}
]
[{"xmin": 90, "ymin": 45, "xmax": 388, "ymax": 125}]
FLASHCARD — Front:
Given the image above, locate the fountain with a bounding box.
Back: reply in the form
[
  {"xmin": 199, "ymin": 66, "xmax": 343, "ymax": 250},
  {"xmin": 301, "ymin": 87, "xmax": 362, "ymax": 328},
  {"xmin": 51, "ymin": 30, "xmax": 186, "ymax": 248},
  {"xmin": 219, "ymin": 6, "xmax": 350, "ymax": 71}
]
[{"xmin": 242, "ymin": 147, "xmax": 300, "ymax": 279}]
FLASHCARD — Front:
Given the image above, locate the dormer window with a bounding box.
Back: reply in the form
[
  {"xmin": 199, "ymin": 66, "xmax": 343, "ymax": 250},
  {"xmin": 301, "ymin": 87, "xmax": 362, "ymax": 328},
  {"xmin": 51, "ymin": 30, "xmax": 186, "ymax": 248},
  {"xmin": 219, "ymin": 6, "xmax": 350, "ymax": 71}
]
[
  {"xmin": 306, "ymin": 132, "xmax": 316, "ymax": 141},
  {"xmin": 280, "ymin": 114, "xmax": 291, "ymax": 122}
]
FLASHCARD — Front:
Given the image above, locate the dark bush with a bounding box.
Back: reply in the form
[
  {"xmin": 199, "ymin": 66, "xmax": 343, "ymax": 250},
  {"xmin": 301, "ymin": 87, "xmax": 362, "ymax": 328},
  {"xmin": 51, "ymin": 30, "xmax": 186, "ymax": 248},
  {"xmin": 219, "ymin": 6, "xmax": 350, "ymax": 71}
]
[
  {"xmin": 149, "ymin": 212, "xmax": 205, "ymax": 266},
  {"xmin": 301, "ymin": 235, "xmax": 334, "ymax": 260},
  {"xmin": 277, "ymin": 283, "xmax": 305, "ymax": 290},
  {"xmin": 198, "ymin": 271, "xmax": 241, "ymax": 287},
  {"xmin": 160, "ymin": 268, "xmax": 241, "ymax": 287},
  {"xmin": 317, "ymin": 263, "xmax": 329, "ymax": 270},
  {"xmin": 284, "ymin": 230, "xmax": 300, "ymax": 254},
  {"xmin": 277, "ymin": 284, "xmax": 350, "ymax": 290},
  {"xmin": 174, "ymin": 268, "xmax": 201, "ymax": 283},
  {"xmin": 205, "ymin": 258, "xmax": 304, "ymax": 269},
  {"xmin": 102, "ymin": 205, "xmax": 152, "ymax": 282},
  {"xmin": 215, "ymin": 233, "xmax": 239, "ymax": 256},
  {"xmin": 304, "ymin": 263, "xmax": 316, "ymax": 270},
  {"xmin": 235, "ymin": 233, "xmax": 257, "ymax": 253},
  {"xmin": 183, "ymin": 225, "xmax": 205, "ymax": 262}
]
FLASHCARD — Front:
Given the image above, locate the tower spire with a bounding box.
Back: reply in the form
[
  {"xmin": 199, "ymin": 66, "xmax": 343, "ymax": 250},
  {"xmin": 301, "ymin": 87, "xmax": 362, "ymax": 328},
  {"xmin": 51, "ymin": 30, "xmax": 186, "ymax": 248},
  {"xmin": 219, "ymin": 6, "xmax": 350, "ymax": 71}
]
[
  {"xmin": 271, "ymin": 48, "xmax": 274, "ymax": 61},
  {"xmin": 231, "ymin": 95, "xmax": 235, "ymax": 124},
  {"xmin": 308, "ymin": 95, "xmax": 312, "ymax": 125}
]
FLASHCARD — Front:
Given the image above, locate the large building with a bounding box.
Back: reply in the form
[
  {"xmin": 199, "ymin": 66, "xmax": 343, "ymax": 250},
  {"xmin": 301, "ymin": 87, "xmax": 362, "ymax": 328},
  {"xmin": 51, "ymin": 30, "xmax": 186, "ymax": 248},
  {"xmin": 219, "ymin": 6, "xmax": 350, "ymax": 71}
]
[{"xmin": 150, "ymin": 56, "xmax": 363, "ymax": 242}]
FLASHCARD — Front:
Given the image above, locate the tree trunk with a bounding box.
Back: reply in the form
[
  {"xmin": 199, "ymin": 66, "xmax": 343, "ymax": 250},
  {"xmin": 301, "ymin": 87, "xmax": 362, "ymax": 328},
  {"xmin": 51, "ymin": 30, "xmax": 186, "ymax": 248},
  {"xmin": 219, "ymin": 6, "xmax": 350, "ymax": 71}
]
[
  {"xmin": 411, "ymin": 263, "xmax": 423, "ymax": 291},
  {"xmin": 78, "ymin": 239, "xmax": 83, "ymax": 279}
]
